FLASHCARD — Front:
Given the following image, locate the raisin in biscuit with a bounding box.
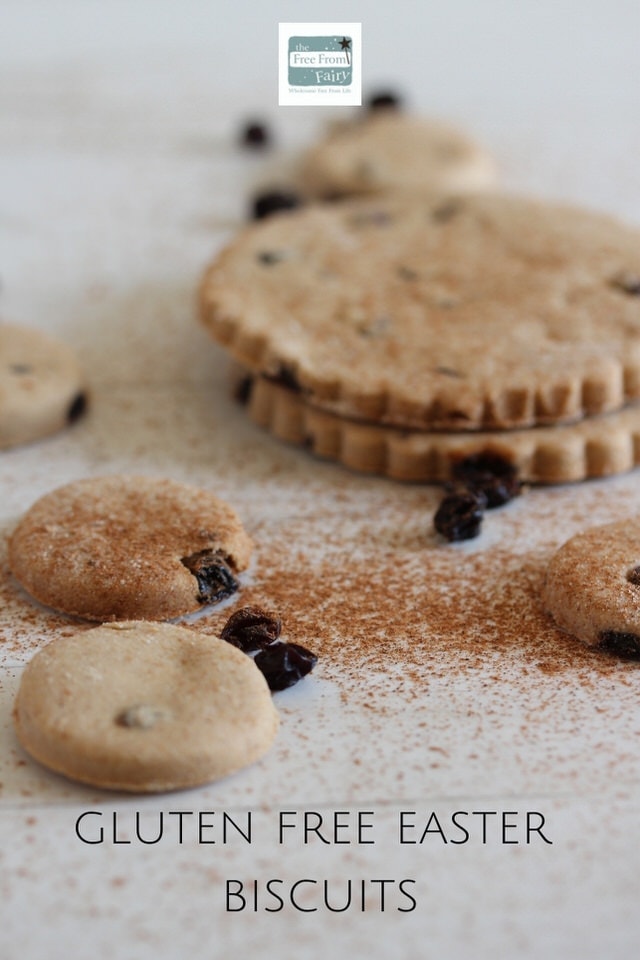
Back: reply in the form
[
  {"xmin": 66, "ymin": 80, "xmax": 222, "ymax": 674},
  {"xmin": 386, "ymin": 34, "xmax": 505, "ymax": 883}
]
[
  {"xmin": 200, "ymin": 194, "xmax": 640, "ymax": 432},
  {"xmin": 0, "ymin": 323, "xmax": 87, "ymax": 449},
  {"xmin": 13, "ymin": 621, "xmax": 279, "ymax": 792},
  {"xmin": 298, "ymin": 112, "xmax": 497, "ymax": 198},
  {"xmin": 8, "ymin": 475, "xmax": 252, "ymax": 621},
  {"xmin": 543, "ymin": 520, "xmax": 640, "ymax": 657},
  {"xmin": 240, "ymin": 373, "xmax": 640, "ymax": 484}
]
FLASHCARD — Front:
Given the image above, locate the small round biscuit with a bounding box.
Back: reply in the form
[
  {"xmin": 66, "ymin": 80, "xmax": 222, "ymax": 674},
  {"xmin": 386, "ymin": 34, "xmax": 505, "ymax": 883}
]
[
  {"xmin": 8, "ymin": 475, "xmax": 253, "ymax": 621},
  {"xmin": 543, "ymin": 520, "xmax": 640, "ymax": 657},
  {"xmin": 0, "ymin": 323, "xmax": 87, "ymax": 449},
  {"xmin": 299, "ymin": 112, "xmax": 497, "ymax": 198},
  {"xmin": 13, "ymin": 621, "xmax": 279, "ymax": 792}
]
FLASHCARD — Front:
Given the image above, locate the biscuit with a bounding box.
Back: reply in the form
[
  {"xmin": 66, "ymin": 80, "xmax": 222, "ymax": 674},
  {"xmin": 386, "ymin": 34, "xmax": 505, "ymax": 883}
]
[
  {"xmin": 200, "ymin": 194, "xmax": 640, "ymax": 431},
  {"xmin": 13, "ymin": 621, "xmax": 279, "ymax": 792},
  {"xmin": 543, "ymin": 520, "xmax": 640, "ymax": 657},
  {"xmin": 298, "ymin": 112, "xmax": 497, "ymax": 198},
  {"xmin": 240, "ymin": 373, "xmax": 640, "ymax": 484},
  {"xmin": 0, "ymin": 323, "xmax": 87, "ymax": 449},
  {"xmin": 8, "ymin": 475, "xmax": 252, "ymax": 621}
]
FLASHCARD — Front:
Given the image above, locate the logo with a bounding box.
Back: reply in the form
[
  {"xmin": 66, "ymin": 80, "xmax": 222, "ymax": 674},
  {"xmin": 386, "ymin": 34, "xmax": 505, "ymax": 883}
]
[{"xmin": 279, "ymin": 23, "xmax": 362, "ymax": 106}]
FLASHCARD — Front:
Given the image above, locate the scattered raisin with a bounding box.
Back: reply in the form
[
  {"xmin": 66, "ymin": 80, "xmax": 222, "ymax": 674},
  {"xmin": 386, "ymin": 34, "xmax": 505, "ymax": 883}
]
[
  {"xmin": 220, "ymin": 606, "xmax": 282, "ymax": 652},
  {"xmin": 432, "ymin": 200, "xmax": 460, "ymax": 223},
  {"xmin": 598, "ymin": 630, "xmax": 640, "ymax": 659},
  {"xmin": 434, "ymin": 490, "xmax": 485, "ymax": 542},
  {"xmin": 67, "ymin": 391, "xmax": 88, "ymax": 424},
  {"xmin": 627, "ymin": 566, "xmax": 640, "ymax": 585},
  {"xmin": 451, "ymin": 452, "xmax": 521, "ymax": 508},
  {"xmin": 180, "ymin": 549, "xmax": 239, "ymax": 604},
  {"xmin": 9, "ymin": 363, "xmax": 31, "ymax": 375},
  {"xmin": 257, "ymin": 250, "xmax": 286, "ymax": 266},
  {"xmin": 252, "ymin": 190, "xmax": 301, "ymax": 220},
  {"xmin": 254, "ymin": 641, "xmax": 318, "ymax": 691},
  {"xmin": 367, "ymin": 90, "xmax": 402, "ymax": 111},
  {"xmin": 240, "ymin": 120, "xmax": 271, "ymax": 149}
]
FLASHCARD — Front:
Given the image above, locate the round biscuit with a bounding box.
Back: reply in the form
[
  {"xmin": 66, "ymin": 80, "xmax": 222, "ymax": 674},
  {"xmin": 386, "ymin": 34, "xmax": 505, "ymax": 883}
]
[
  {"xmin": 8, "ymin": 475, "xmax": 253, "ymax": 621},
  {"xmin": 543, "ymin": 520, "xmax": 640, "ymax": 656},
  {"xmin": 13, "ymin": 621, "xmax": 279, "ymax": 792},
  {"xmin": 0, "ymin": 323, "xmax": 87, "ymax": 449},
  {"xmin": 299, "ymin": 112, "xmax": 497, "ymax": 198}
]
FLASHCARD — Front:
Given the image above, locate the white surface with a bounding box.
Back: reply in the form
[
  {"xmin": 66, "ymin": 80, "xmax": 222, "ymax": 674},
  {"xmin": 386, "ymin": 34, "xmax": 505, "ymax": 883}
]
[{"xmin": 1, "ymin": 2, "xmax": 640, "ymax": 958}]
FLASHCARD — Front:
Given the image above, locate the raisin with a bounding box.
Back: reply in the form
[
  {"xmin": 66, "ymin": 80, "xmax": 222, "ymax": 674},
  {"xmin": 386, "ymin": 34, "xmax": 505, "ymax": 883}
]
[
  {"xmin": 434, "ymin": 490, "xmax": 485, "ymax": 542},
  {"xmin": 627, "ymin": 566, "xmax": 640, "ymax": 585},
  {"xmin": 116, "ymin": 704, "xmax": 168, "ymax": 729},
  {"xmin": 432, "ymin": 200, "xmax": 460, "ymax": 223},
  {"xmin": 67, "ymin": 391, "xmax": 88, "ymax": 424},
  {"xmin": 254, "ymin": 641, "xmax": 318, "ymax": 691},
  {"xmin": 451, "ymin": 452, "xmax": 521, "ymax": 508},
  {"xmin": 367, "ymin": 90, "xmax": 402, "ymax": 111},
  {"xmin": 180, "ymin": 549, "xmax": 239, "ymax": 604},
  {"xmin": 220, "ymin": 606, "xmax": 282, "ymax": 652},
  {"xmin": 610, "ymin": 272, "xmax": 640, "ymax": 296},
  {"xmin": 9, "ymin": 363, "xmax": 31, "ymax": 375},
  {"xmin": 598, "ymin": 630, "xmax": 640, "ymax": 659},
  {"xmin": 251, "ymin": 190, "xmax": 301, "ymax": 220},
  {"xmin": 257, "ymin": 250, "xmax": 286, "ymax": 266},
  {"xmin": 234, "ymin": 375, "xmax": 253, "ymax": 406},
  {"xmin": 263, "ymin": 365, "xmax": 301, "ymax": 393},
  {"xmin": 240, "ymin": 120, "xmax": 271, "ymax": 149}
]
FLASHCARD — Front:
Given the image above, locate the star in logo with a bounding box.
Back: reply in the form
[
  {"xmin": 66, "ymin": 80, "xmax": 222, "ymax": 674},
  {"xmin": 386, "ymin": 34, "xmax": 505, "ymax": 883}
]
[{"xmin": 339, "ymin": 36, "xmax": 351, "ymax": 64}]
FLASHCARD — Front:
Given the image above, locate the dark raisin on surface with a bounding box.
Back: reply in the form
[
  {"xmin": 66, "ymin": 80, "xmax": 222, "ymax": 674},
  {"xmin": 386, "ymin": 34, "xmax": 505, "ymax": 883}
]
[
  {"xmin": 9, "ymin": 363, "xmax": 32, "ymax": 375},
  {"xmin": 67, "ymin": 391, "xmax": 88, "ymax": 424},
  {"xmin": 432, "ymin": 200, "xmax": 461, "ymax": 223},
  {"xmin": 367, "ymin": 90, "xmax": 402, "ymax": 111},
  {"xmin": 434, "ymin": 490, "xmax": 485, "ymax": 542},
  {"xmin": 220, "ymin": 605, "xmax": 282, "ymax": 652},
  {"xmin": 451, "ymin": 451, "xmax": 521, "ymax": 508},
  {"xmin": 598, "ymin": 630, "xmax": 640, "ymax": 659},
  {"xmin": 263, "ymin": 364, "xmax": 301, "ymax": 393},
  {"xmin": 257, "ymin": 250, "xmax": 286, "ymax": 266},
  {"xmin": 254, "ymin": 641, "xmax": 318, "ymax": 691},
  {"xmin": 626, "ymin": 566, "xmax": 640, "ymax": 585},
  {"xmin": 240, "ymin": 120, "xmax": 271, "ymax": 149},
  {"xmin": 180, "ymin": 549, "xmax": 239, "ymax": 604},
  {"xmin": 610, "ymin": 272, "xmax": 640, "ymax": 296},
  {"xmin": 251, "ymin": 190, "xmax": 301, "ymax": 220},
  {"xmin": 234, "ymin": 375, "xmax": 254, "ymax": 406}
]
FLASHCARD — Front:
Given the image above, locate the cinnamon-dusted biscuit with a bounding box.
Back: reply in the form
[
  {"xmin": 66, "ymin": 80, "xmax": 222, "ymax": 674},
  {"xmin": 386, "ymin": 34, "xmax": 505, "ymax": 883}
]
[
  {"xmin": 0, "ymin": 323, "xmax": 87, "ymax": 449},
  {"xmin": 298, "ymin": 112, "xmax": 497, "ymax": 198},
  {"xmin": 13, "ymin": 621, "xmax": 279, "ymax": 792},
  {"xmin": 543, "ymin": 520, "xmax": 640, "ymax": 657},
  {"xmin": 200, "ymin": 194, "xmax": 640, "ymax": 432},
  {"xmin": 240, "ymin": 373, "xmax": 640, "ymax": 484},
  {"xmin": 8, "ymin": 475, "xmax": 252, "ymax": 621}
]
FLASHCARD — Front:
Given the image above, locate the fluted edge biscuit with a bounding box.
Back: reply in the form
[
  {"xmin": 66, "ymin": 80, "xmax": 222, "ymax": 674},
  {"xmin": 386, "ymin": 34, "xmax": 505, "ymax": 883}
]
[
  {"xmin": 240, "ymin": 373, "xmax": 640, "ymax": 484},
  {"xmin": 200, "ymin": 194, "xmax": 640, "ymax": 432}
]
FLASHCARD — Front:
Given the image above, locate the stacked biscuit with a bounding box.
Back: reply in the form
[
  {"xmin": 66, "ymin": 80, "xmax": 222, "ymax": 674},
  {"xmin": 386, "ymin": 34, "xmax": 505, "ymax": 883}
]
[{"xmin": 200, "ymin": 109, "xmax": 640, "ymax": 486}]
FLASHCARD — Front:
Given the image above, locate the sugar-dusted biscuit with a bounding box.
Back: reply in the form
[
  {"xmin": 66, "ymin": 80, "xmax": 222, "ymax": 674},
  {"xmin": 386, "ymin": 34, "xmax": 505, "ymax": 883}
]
[
  {"xmin": 298, "ymin": 112, "xmax": 497, "ymax": 198},
  {"xmin": 239, "ymin": 373, "xmax": 640, "ymax": 484},
  {"xmin": 0, "ymin": 323, "xmax": 87, "ymax": 449},
  {"xmin": 13, "ymin": 621, "xmax": 279, "ymax": 792},
  {"xmin": 543, "ymin": 520, "xmax": 640, "ymax": 657},
  {"xmin": 200, "ymin": 194, "xmax": 640, "ymax": 432},
  {"xmin": 8, "ymin": 475, "xmax": 252, "ymax": 621}
]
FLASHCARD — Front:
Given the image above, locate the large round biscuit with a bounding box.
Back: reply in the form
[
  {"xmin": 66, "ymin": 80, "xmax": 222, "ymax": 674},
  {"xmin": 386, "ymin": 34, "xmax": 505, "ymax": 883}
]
[
  {"xmin": 201, "ymin": 193, "xmax": 640, "ymax": 431},
  {"xmin": 13, "ymin": 621, "xmax": 279, "ymax": 792},
  {"xmin": 543, "ymin": 520, "xmax": 640, "ymax": 656},
  {"xmin": 299, "ymin": 112, "xmax": 497, "ymax": 198},
  {"xmin": 0, "ymin": 323, "xmax": 87, "ymax": 449},
  {"xmin": 8, "ymin": 475, "xmax": 253, "ymax": 621}
]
